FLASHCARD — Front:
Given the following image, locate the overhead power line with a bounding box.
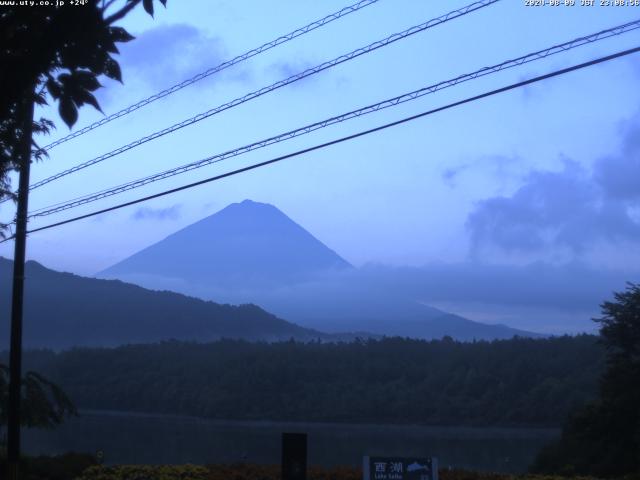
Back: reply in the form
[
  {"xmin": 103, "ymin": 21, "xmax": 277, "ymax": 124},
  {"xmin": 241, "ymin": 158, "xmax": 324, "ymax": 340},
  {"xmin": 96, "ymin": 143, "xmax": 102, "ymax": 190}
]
[
  {"xmin": 41, "ymin": 0, "xmax": 381, "ymax": 152},
  {"xmin": 28, "ymin": 18, "xmax": 640, "ymax": 219},
  {"xmin": 3, "ymin": 45, "xmax": 635, "ymax": 243},
  {"xmin": 26, "ymin": 0, "xmax": 499, "ymax": 193}
]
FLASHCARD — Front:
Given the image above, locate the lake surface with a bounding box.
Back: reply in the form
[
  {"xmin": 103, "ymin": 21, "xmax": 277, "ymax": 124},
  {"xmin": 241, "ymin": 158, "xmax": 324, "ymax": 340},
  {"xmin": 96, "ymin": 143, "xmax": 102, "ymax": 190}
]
[{"xmin": 22, "ymin": 410, "xmax": 559, "ymax": 473}]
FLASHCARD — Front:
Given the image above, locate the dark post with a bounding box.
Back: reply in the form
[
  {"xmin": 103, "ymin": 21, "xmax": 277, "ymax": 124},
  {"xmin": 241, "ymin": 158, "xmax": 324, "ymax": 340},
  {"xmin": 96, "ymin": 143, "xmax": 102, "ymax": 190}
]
[
  {"xmin": 7, "ymin": 88, "xmax": 35, "ymax": 480},
  {"xmin": 281, "ymin": 432, "xmax": 307, "ymax": 480}
]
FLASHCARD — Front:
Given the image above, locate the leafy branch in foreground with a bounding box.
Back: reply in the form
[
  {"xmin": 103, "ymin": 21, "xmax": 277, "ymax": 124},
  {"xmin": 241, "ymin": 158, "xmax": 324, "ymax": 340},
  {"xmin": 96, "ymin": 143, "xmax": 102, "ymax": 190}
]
[
  {"xmin": 0, "ymin": 363, "xmax": 76, "ymax": 432},
  {"xmin": 0, "ymin": 0, "xmax": 168, "ymax": 222}
]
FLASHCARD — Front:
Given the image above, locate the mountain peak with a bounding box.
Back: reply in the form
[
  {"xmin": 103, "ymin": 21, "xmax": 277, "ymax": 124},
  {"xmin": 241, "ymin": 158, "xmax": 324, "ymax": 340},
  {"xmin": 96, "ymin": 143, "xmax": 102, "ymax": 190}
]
[
  {"xmin": 212, "ymin": 199, "xmax": 288, "ymax": 220},
  {"xmin": 100, "ymin": 200, "xmax": 352, "ymax": 287},
  {"xmin": 225, "ymin": 199, "xmax": 273, "ymax": 210},
  {"xmin": 239, "ymin": 199, "xmax": 268, "ymax": 206},
  {"xmin": 2, "ymin": 257, "xmax": 48, "ymax": 271}
]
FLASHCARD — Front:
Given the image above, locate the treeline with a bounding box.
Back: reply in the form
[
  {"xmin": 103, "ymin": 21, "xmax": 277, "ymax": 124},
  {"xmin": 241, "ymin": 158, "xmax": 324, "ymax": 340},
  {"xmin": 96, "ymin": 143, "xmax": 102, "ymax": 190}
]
[{"xmin": 13, "ymin": 335, "xmax": 602, "ymax": 427}]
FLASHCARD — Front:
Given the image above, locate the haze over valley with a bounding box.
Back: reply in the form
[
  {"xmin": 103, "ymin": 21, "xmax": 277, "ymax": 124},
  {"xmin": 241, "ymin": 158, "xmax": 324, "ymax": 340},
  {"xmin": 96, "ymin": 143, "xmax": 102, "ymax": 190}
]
[{"xmin": 95, "ymin": 199, "xmax": 540, "ymax": 341}]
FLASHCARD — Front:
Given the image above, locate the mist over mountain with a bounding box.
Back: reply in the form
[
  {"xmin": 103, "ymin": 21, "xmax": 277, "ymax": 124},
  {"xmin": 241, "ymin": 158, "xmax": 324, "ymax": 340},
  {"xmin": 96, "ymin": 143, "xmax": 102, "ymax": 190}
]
[
  {"xmin": 0, "ymin": 257, "xmax": 331, "ymax": 349},
  {"xmin": 99, "ymin": 200, "xmax": 540, "ymax": 340}
]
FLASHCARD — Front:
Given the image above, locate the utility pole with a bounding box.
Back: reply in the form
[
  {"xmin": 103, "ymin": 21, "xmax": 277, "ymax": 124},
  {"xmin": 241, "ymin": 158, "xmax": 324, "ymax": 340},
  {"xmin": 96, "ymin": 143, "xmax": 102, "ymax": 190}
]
[{"xmin": 7, "ymin": 87, "xmax": 35, "ymax": 480}]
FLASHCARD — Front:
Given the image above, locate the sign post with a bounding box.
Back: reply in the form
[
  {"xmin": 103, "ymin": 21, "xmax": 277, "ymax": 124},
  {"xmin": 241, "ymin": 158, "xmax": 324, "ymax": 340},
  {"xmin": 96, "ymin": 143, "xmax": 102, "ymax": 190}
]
[
  {"xmin": 363, "ymin": 456, "xmax": 438, "ymax": 480},
  {"xmin": 282, "ymin": 432, "xmax": 307, "ymax": 480}
]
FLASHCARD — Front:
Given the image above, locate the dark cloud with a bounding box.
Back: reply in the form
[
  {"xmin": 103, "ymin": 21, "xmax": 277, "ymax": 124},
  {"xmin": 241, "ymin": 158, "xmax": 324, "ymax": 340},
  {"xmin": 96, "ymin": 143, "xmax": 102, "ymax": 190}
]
[
  {"xmin": 132, "ymin": 204, "xmax": 182, "ymax": 221},
  {"xmin": 465, "ymin": 116, "xmax": 640, "ymax": 259},
  {"xmin": 116, "ymin": 24, "xmax": 228, "ymax": 91}
]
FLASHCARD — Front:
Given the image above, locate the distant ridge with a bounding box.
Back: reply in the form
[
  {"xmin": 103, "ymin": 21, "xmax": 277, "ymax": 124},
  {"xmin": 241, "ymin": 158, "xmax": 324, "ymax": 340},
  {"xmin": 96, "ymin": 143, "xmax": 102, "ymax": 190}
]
[
  {"xmin": 0, "ymin": 257, "xmax": 335, "ymax": 349},
  {"xmin": 100, "ymin": 200, "xmax": 352, "ymax": 288}
]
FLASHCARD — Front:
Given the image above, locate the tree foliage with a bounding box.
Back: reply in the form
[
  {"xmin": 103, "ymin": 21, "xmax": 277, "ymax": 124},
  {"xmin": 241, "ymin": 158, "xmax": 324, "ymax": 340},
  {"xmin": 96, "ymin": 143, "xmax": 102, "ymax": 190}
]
[
  {"xmin": 13, "ymin": 335, "xmax": 603, "ymax": 428},
  {"xmin": 0, "ymin": 0, "xmax": 167, "ymax": 214},
  {"xmin": 531, "ymin": 283, "xmax": 640, "ymax": 477}
]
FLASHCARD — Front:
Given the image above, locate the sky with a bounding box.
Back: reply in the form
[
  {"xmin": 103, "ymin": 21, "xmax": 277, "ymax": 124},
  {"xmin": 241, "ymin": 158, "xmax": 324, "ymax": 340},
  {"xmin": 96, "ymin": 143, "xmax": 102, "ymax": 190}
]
[{"xmin": 2, "ymin": 0, "xmax": 640, "ymax": 333}]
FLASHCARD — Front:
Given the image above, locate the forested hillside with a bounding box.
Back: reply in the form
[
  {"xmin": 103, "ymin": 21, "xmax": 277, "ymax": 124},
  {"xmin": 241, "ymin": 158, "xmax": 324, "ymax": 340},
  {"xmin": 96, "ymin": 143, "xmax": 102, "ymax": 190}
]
[
  {"xmin": 0, "ymin": 258, "xmax": 327, "ymax": 348},
  {"xmin": 14, "ymin": 335, "xmax": 603, "ymax": 427}
]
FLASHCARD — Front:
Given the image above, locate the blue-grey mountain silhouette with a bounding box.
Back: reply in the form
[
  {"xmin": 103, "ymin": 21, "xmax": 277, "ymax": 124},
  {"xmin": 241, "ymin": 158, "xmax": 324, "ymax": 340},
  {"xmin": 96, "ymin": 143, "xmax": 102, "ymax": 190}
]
[
  {"xmin": 100, "ymin": 199, "xmax": 351, "ymax": 287},
  {"xmin": 0, "ymin": 257, "xmax": 334, "ymax": 349},
  {"xmin": 98, "ymin": 200, "xmax": 540, "ymax": 341}
]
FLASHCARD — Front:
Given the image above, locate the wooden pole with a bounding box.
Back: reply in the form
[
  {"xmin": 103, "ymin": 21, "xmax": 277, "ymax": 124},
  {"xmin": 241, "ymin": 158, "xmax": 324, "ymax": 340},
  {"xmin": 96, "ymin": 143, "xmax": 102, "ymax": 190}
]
[{"xmin": 7, "ymin": 87, "xmax": 35, "ymax": 480}]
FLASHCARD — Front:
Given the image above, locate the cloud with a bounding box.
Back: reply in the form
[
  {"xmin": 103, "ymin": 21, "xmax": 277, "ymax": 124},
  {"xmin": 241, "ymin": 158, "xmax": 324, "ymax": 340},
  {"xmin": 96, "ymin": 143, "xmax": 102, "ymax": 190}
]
[
  {"xmin": 362, "ymin": 261, "xmax": 624, "ymax": 312},
  {"xmin": 518, "ymin": 72, "xmax": 540, "ymax": 101},
  {"xmin": 357, "ymin": 261, "xmax": 635, "ymax": 333},
  {"xmin": 269, "ymin": 60, "xmax": 312, "ymax": 78},
  {"xmin": 115, "ymin": 24, "xmax": 228, "ymax": 91},
  {"xmin": 112, "ymin": 258, "xmax": 636, "ymax": 334},
  {"xmin": 132, "ymin": 204, "xmax": 182, "ymax": 221},
  {"xmin": 91, "ymin": 213, "xmax": 108, "ymax": 223},
  {"xmin": 465, "ymin": 117, "xmax": 640, "ymax": 263},
  {"xmin": 267, "ymin": 59, "xmax": 321, "ymax": 88},
  {"xmin": 441, "ymin": 163, "xmax": 471, "ymax": 187},
  {"xmin": 628, "ymin": 54, "xmax": 640, "ymax": 80},
  {"xmin": 441, "ymin": 154, "xmax": 523, "ymax": 189},
  {"xmin": 593, "ymin": 119, "xmax": 640, "ymax": 201}
]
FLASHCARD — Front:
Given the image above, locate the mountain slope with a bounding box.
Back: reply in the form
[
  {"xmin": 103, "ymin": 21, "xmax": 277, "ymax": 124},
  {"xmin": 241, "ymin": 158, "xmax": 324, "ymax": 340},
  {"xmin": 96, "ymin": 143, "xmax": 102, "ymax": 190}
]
[
  {"xmin": 0, "ymin": 258, "xmax": 327, "ymax": 349},
  {"xmin": 97, "ymin": 200, "xmax": 542, "ymax": 341},
  {"xmin": 249, "ymin": 291, "xmax": 541, "ymax": 341},
  {"xmin": 100, "ymin": 200, "xmax": 351, "ymax": 287}
]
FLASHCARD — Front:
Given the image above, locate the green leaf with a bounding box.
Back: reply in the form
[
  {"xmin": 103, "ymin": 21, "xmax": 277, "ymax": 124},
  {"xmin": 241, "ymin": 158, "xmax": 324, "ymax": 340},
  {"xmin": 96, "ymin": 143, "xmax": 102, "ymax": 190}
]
[
  {"xmin": 143, "ymin": 0, "xmax": 154, "ymax": 16},
  {"xmin": 34, "ymin": 91, "xmax": 48, "ymax": 106},
  {"xmin": 59, "ymin": 97, "xmax": 78, "ymax": 127},
  {"xmin": 109, "ymin": 26, "xmax": 135, "ymax": 44},
  {"xmin": 104, "ymin": 42, "xmax": 120, "ymax": 55},
  {"xmin": 57, "ymin": 73, "xmax": 72, "ymax": 84},
  {"xmin": 76, "ymin": 90, "xmax": 103, "ymax": 113},
  {"xmin": 103, "ymin": 57, "xmax": 122, "ymax": 83},
  {"xmin": 74, "ymin": 70, "xmax": 102, "ymax": 92},
  {"xmin": 46, "ymin": 78, "xmax": 61, "ymax": 99}
]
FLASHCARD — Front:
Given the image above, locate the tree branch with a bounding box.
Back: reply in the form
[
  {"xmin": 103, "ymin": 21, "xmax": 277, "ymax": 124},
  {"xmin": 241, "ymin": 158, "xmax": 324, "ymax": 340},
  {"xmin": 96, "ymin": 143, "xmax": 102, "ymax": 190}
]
[{"xmin": 102, "ymin": 0, "xmax": 120, "ymax": 14}]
